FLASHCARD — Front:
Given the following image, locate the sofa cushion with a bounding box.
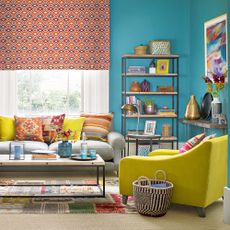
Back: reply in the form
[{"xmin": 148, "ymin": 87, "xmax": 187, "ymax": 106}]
[
  {"xmin": 0, "ymin": 116, "xmax": 15, "ymax": 141},
  {"xmin": 15, "ymin": 116, "xmax": 44, "ymax": 142},
  {"xmin": 42, "ymin": 114, "xmax": 65, "ymax": 143},
  {"xmin": 80, "ymin": 113, "xmax": 113, "ymax": 141},
  {"xmin": 0, "ymin": 141, "xmax": 48, "ymax": 155},
  {"xmin": 49, "ymin": 140, "xmax": 114, "ymax": 161},
  {"xmin": 63, "ymin": 117, "xmax": 85, "ymax": 141},
  {"xmin": 179, "ymin": 133, "xmax": 205, "ymax": 153}
]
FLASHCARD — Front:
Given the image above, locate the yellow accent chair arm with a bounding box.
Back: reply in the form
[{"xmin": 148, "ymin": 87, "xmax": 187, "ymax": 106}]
[
  {"xmin": 119, "ymin": 135, "xmax": 228, "ymax": 215},
  {"xmin": 148, "ymin": 149, "xmax": 179, "ymax": 156}
]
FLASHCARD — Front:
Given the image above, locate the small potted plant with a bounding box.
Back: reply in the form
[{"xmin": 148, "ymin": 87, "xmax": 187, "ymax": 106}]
[{"xmin": 144, "ymin": 97, "xmax": 157, "ymax": 115}]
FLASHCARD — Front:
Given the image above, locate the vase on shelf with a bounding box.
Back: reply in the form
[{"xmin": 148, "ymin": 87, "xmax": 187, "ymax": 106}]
[
  {"xmin": 184, "ymin": 95, "xmax": 200, "ymax": 120},
  {"xmin": 211, "ymin": 97, "xmax": 222, "ymax": 123},
  {"xmin": 130, "ymin": 81, "xmax": 141, "ymax": 92},
  {"xmin": 58, "ymin": 141, "xmax": 72, "ymax": 158}
]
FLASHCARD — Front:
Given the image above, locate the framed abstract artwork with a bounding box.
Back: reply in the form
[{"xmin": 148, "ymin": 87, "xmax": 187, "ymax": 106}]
[{"xmin": 204, "ymin": 14, "xmax": 228, "ymax": 79}]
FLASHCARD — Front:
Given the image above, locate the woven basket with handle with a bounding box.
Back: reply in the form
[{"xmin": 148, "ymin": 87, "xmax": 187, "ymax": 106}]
[{"xmin": 133, "ymin": 170, "xmax": 173, "ymax": 217}]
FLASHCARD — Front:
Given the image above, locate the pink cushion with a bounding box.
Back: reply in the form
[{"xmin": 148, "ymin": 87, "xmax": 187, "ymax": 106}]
[{"xmin": 179, "ymin": 133, "xmax": 205, "ymax": 153}]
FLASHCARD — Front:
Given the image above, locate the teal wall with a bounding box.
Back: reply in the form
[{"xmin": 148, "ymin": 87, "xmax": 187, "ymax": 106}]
[
  {"xmin": 189, "ymin": 0, "xmax": 228, "ymax": 137},
  {"xmin": 110, "ymin": 0, "xmax": 190, "ymax": 138}
]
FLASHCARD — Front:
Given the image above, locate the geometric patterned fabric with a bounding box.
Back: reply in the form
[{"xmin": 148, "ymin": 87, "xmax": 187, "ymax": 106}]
[{"xmin": 0, "ymin": 0, "xmax": 110, "ymax": 70}]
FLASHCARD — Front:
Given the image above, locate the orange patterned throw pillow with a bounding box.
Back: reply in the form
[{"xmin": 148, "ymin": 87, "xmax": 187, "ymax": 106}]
[
  {"xmin": 15, "ymin": 116, "xmax": 44, "ymax": 142},
  {"xmin": 80, "ymin": 113, "xmax": 113, "ymax": 141},
  {"xmin": 42, "ymin": 114, "xmax": 65, "ymax": 143}
]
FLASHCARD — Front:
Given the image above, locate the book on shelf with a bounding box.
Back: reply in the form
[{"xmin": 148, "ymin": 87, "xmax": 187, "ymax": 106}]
[
  {"xmin": 127, "ymin": 66, "xmax": 146, "ymax": 73},
  {"xmin": 158, "ymin": 108, "xmax": 176, "ymax": 113},
  {"xmin": 157, "ymin": 111, "xmax": 176, "ymax": 116}
]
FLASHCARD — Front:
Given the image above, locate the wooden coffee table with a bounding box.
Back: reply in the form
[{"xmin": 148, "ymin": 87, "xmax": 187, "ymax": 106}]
[{"xmin": 0, "ymin": 154, "xmax": 105, "ymax": 198}]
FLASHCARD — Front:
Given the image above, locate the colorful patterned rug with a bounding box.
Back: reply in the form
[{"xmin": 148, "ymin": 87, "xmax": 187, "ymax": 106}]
[{"xmin": 0, "ymin": 178, "xmax": 136, "ymax": 214}]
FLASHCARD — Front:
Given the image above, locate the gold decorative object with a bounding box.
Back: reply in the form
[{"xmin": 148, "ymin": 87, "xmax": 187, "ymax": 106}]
[
  {"xmin": 130, "ymin": 81, "xmax": 141, "ymax": 92},
  {"xmin": 121, "ymin": 104, "xmax": 137, "ymax": 115},
  {"xmin": 184, "ymin": 95, "xmax": 201, "ymax": 120},
  {"xmin": 121, "ymin": 104, "xmax": 140, "ymax": 134}
]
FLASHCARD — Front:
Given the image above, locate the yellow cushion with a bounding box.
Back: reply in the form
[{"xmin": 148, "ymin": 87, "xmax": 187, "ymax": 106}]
[
  {"xmin": 0, "ymin": 116, "xmax": 15, "ymax": 141},
  {"xmin": 63, "ymin": 117, "xmax": 85, "ymax": 140}
]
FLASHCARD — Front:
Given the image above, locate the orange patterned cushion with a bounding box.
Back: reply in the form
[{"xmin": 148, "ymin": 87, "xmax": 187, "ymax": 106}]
[
  {"xmin": 42, "ymin": 114, "xmax": 65, "ymax": 143},
  {"xmin": 80, "ymin": 113, "xmax": 113, "ymax": 141},
  {"xmin": 15, "ymin": 116, "xmax": 44, "ymax": 142}
]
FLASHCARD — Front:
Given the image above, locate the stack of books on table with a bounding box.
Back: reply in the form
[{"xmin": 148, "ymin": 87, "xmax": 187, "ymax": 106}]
[
  {"xmin": 127, "ymin": 66, "xmax": 146, "ymax": 74},
  {"xmin": 31, "ymin": 150, "xmax": 58, "ymax": 160}
]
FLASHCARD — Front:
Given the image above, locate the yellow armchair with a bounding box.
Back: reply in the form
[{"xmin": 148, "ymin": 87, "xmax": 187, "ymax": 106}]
[{"xmin": 119, "ymin": 135, "xmax": 228, "ymax": 217}]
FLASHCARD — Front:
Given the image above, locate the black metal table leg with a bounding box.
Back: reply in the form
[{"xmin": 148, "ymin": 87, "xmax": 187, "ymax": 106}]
[
  {"xmin": 135, "ymin": 138, "xmax": 138, "ymax": 155},
  {"xmin": 149, "ymin": 138, "xmax": 153, "ymax": 152}
]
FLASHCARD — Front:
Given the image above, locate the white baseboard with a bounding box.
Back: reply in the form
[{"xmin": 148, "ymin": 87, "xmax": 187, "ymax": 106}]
[{"xmin": 224, "ymin": 187, "xmax": 230, "ymax": 224}]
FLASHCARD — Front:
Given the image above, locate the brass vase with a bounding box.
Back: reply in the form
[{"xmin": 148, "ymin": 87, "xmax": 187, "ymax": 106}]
[{"xmin": 184, "ymin": 95, "xmax": 200, "ymax": 120}]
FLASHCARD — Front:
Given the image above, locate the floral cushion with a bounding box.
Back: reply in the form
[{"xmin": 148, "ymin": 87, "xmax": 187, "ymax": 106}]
[
  {"xmin": 42, "ymin": 114, "xmax": 65, "ymax": 143},
  {"xmin": 179, "ymin": 133, "xmax": 205, "ymax": 153},
  {"xmin": 15, "ymin": 116, "xmax": 44, "ymax": 142}
]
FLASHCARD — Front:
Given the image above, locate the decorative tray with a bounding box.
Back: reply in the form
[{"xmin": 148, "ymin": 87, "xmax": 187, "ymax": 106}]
[{"xmin": 71, "ymin": 154, "xmax": 96, "ymax": 161}]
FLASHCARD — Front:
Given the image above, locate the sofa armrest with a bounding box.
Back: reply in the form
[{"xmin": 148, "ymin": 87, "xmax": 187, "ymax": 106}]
[
  {"xmin": 148, "ymin": 149, "xmax": 179, "ymax": 156},
  {"xmin": 107, "ymin": 132, "xmax": 125, "ymax": 150}
]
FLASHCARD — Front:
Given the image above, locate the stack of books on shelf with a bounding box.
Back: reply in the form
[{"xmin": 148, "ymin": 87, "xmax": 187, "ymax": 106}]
[
  {"xmin": 127, "ymin": 66, "xmax": 146, "ymax": 74},
  {"xmin": 31, "ymin": 150, "xmax": 58, "ymax": 160},
  {"xmin": 158, "ymin": 108, "xmax": 176, "ymax": 116}
]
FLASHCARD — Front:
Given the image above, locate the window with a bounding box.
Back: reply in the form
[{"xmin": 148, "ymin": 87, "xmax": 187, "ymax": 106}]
[{"xmin": 16, "ymin": 70, "xmax": 82, "ymax": 115}]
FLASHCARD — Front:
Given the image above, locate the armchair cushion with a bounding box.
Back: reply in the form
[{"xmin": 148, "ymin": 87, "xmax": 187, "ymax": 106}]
[{"xmin": 179, "ymin": 133, "xmax": 205, "ymax": 153}]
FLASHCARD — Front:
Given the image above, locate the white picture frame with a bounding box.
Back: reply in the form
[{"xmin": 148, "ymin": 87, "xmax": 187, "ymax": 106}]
[{"xmin": 144, "ymin": 120, "xmax": 156, "ymax": 135}]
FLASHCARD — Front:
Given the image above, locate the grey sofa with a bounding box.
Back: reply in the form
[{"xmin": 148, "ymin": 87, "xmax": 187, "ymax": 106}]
[{"xmin": 0, "ymin": 131, "xmax": 125, "ymax": 171}]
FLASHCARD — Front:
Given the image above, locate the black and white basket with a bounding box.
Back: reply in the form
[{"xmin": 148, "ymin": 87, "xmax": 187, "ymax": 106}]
[{"xmin": 133, "ymin": 170, "xmax": 173, "ymax": 217}]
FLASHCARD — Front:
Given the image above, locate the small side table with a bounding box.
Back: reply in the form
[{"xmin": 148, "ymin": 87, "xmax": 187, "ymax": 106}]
[{"xmin": 126, "ymin": 133, "xmax": 161, "ymax": 156}]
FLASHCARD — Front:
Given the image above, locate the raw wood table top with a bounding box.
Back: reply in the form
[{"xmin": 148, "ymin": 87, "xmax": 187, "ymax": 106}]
[{"xmin": 0, "ymin": 154, "xmax": 105, "ymax": 166}]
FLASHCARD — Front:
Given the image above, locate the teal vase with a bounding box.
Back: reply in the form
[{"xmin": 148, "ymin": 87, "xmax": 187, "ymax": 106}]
[{"xmin": 58, "ymin": 141, "xmax": 72, "ymax": 158}]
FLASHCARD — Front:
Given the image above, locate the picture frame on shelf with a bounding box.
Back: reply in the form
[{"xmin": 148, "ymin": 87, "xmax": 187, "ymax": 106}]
[
  {"xmin": 204, "ymin": 14, "xmax": 228, "ymax": 81},
  {"xmin": 144, "ymin": 120, "xmax": 156, "ymax": 135},
  {"xmin": 156, "ymin": 59, "xmax": 169, "ymax": 74}
]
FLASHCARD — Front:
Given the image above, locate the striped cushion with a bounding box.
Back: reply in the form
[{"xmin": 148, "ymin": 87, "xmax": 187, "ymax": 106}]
[
  {"xmin": 179, "ymin": 133, "xmax": 205, "ymax": 153},
  {"xmin": 80, "ymin": 113, "xmax": 113, "ymax": 141}
]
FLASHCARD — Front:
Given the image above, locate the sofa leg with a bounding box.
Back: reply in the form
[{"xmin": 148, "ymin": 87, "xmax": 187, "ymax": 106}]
[
  {"xmin": 122, "ymin": 195, "xmax": 128, "ymax": 204},
  {"xmin": 197, "ymin": 207, "xmax": 206, "ymax": 217}
]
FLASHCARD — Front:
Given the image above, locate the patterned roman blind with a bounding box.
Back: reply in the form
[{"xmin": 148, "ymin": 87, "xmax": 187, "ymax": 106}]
[{"xmin": 0, "ymin": 0, "xmax": 110, "ymax": 70}]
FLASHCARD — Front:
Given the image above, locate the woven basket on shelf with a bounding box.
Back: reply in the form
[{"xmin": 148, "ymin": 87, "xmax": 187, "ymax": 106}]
[
  {"xmin": 134, "ymin": 45, "xmax": 148, "ymax": 55},
  {"xmin": 133, "ymin": 170, "xmax": 173, "ymax": 217}
]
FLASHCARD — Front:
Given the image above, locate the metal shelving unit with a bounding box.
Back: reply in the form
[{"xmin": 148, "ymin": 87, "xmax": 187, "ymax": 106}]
[{"xmin": 121, "ymin": 54, "xmax": 179, "ymax": 149}]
